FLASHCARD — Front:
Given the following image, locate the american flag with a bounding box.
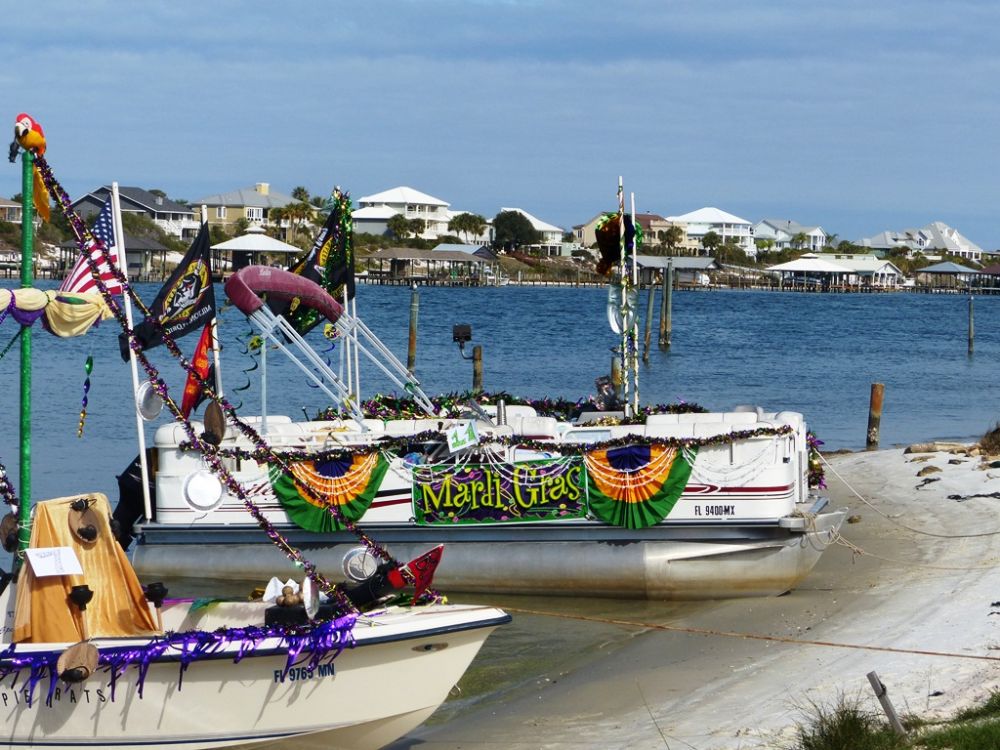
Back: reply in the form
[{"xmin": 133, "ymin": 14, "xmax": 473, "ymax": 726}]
[{"xmin": 60, "ymin": 197, "xmax": 125, "ymax": 295}]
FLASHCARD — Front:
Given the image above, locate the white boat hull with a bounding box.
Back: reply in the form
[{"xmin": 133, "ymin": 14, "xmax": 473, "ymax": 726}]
[
  {"xmin": 0, "ymin": 603, "xmax": 508, "ymax": 750},
  {"xmin": 134, "ymin": 507, "xmax": 844, "ymax": 600}
]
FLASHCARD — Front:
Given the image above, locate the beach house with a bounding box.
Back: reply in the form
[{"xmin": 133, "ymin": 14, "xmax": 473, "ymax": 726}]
[
  {"xmin": 192, "ymin": 183, "xmax": 301, "ymax": 233},
  {"xmin": 353, "ymin": 186, "xmax": 454, "ymax": 240},
  {"xmin": 667, "ymin": 207, "xmax": 755, "ymax": 258},
  {"xmin": 753, "ymin": 219, "xmax": 828, "ymax": 252},
  {"xmin": 859, "ymin": 221, "xmax": 983, "ymax": 263},
  {"xmin": 72, "ymin": 186, "xmax": 198, "ymax": 239}
]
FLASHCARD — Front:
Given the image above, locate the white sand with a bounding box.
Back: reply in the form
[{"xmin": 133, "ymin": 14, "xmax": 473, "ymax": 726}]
[{"xmin": 392, "ymin": 446, "xmax": 1000, "ymax": 749}]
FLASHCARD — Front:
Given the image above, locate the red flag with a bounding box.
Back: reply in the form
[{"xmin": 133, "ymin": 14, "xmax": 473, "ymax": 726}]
[{"xmin": 181, "ymin": 323, "xmax": 213, "ymax": 417}]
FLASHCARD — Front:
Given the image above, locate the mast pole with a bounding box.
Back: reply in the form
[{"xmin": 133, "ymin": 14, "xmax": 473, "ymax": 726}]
[{"xmin": 16, "ymin": 150, "xmax": 34, "ymax": 556}]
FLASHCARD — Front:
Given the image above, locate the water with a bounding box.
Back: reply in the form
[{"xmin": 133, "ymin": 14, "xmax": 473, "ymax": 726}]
[{"xmin": 0, "ymin": 282, "xmax": 997, "ymax": 502}]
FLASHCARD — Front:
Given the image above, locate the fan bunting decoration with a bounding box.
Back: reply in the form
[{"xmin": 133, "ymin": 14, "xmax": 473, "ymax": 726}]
[{"xmin": 268, "ymin": 454, "xmax": 390, "ymax": 532}]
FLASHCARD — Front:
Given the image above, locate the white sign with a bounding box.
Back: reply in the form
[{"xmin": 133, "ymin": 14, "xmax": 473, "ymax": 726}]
[
  {"xmin": 24, "ymin": 547, "xmax": 84, "ymax": 577},
  {"xmin": 446, "ymin": 421, "xmax": 480, "ymax": 453}
]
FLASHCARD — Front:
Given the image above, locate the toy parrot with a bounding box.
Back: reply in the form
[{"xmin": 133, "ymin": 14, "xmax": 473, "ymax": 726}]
[{"xmin": 11, "ymin": 113, "xmax": 51, "ymax": 222}]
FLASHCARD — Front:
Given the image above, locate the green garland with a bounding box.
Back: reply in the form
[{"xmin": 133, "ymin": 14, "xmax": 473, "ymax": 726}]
[
  {"xmin": 185, "ymin": 424, "xmax": 795, "ymax": 465},
  {"xmin": 316, "ymin": 391, "xmax": 707, "ymax": 425}
]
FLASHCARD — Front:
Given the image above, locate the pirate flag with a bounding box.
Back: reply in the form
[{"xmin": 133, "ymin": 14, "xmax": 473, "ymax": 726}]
[{"xmin": 119, "ymin": 223, "xmax": 216, "ymax": 361}]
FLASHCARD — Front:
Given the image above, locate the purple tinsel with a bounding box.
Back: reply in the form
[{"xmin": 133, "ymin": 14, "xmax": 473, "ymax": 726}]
[{"xmin": 0, "ymin": 613, "xmax": 357, "ymax": 707}]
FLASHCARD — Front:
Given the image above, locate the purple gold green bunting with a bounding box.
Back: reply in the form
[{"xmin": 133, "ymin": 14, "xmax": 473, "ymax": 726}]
[
  {"xmin": 269, "ymin": 453, "xmax": 389, "ymax": 532},
  {"xmin": 584, "ymin": 444, "xmax": 696, "ymax": 529}
]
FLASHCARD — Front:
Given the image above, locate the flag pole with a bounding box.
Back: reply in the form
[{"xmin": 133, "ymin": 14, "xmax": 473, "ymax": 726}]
[
  {"xmin": 15, "ymin": 149, "xmax": 35, "ymax": 561},
  {"xmin": 114, "ymin": 182, "xmax": 153, "ymax": 522},
  {"xmin": 203, "ymin": 206, "xmax": 224, "ymax": 401},
  {"xmin": 630, "ymin": 191, "xmax": 639, "ymax": 413}
]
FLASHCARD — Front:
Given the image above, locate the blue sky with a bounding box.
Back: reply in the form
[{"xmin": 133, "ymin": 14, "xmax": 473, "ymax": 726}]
[{"xmin": 4, "ymin": 1, "xmax": 1000, "ymax": 247}]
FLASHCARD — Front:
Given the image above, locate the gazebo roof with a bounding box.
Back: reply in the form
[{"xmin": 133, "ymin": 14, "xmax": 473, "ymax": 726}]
[
  {"xmin": 767, "ymin": 254, "xmax": 850, "ymax": 273},
  {"xmin": 211, "ymin": 227, "xmax": 303, "ymax": 254}
]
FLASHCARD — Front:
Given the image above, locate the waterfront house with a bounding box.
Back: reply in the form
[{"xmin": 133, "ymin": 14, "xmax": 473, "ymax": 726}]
[
  {"xmin": 192, "ymin": 183, "xmax": 300, "ymax": 234},
  {"xmin": 667, "ymin": 207, "xmax": 755, "ymax": 258},
  {"xmin": 354, "ymin": 186, "xmax": 452, "ymax": 240},
  {"xmin": 0, "ymin": 197, "xmax": 23, "ymax": 224},
  {"xmin": 753, "ymin": 219, "xmax": 827, "ymax": 252},
  {"xmin": 859, "ymin": 222, "xmax": 983, "ymax": 263},
  {"xmin": 573, "ymin": 213, "xmax": 698, "ymax": 254},
  {"xmin": 72, "ymin": 187, "xmax": 198, "ymax": 239},
  {"xmin": 499, "ymin": 207, "xmax": 568, "ymax": 256}
]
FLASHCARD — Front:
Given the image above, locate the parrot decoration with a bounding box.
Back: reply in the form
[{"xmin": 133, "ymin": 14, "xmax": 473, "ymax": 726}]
[{"xmin": 10, "ymin": 113, "xmax": 51, "ymax": 223}]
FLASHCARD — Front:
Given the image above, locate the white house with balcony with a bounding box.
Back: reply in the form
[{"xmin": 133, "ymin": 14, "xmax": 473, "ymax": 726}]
[
  {"xmin": 354, "ymin": 186, "xmax": 453, "ymax": 239},
  {"xmin": 754, "ymin": 219, "xmax": 827, "ymax": 252},
  {"xmin": 667, "ymin": 207, "xmax": 755, "ymax": 258},
  {"xmin": 498, "ymin": 207, "xmax": 567, "ymax": 255},
  {"xmin": 73, "ymin": 187, "xmax": 199, "ymax": 239}
]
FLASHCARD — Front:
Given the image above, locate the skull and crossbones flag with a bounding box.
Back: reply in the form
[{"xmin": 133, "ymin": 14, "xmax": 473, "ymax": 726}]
[{"xmin": 119, "ymin": 223, "xmax": 216, "ymax": 360}]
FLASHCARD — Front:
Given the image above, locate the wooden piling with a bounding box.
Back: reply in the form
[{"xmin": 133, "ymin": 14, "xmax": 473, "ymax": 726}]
[
  {"xmin": 642, "ymin": 283, "xmax": 656, "ymax": 363},
  {"xmin": 866, "ymin": 383, "xmax": 884, "ymax": 450},
  {"xmin": 867, "ymin": 671, "xmax": 907, "ymax": 736},
  {"xmin": 472, "ymin": 345, "xmax": 483, "ymax": 392},
  {"xmin": 611, "ymin": 354, "xmax": 622, "ymax": 401},
  {"xmin": 968, "ymin": 295, "xmax": 974, "ymax": 355},
  {"xmin": 659, "ymin": 262, "xmax": 673, "ymax": 349},
  {"xmin": 407, "ymin": 283, "xmax": 419, "ymax": 373}
]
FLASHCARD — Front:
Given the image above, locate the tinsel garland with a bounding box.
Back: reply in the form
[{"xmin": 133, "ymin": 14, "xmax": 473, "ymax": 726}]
[
  {"xmin": 189, "ymin": 425, "xmax": 797, "ymax": 465},
  {"xmin": 0, "ymin": 612, "xmax": 356, "ymax": 707},
  {"xmin": 316, "ymin": 391, "xmax": 707, "ymax": 424},
  {"xmin": 35, "ymin": 157, "xmax": 408, "ymax": 612},
  {"xmin": 807, "ymin": 431, "xmax": 826, "ymax": 489}
]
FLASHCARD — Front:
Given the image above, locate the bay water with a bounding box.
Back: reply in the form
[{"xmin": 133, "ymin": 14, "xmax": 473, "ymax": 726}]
[
  {"xmin": 2, "ymin": 280, "xmax": 997, "ymax": 738},
  {"xmin": 1, "ymin": 282, "xmax": 997, "ymax": 503}
]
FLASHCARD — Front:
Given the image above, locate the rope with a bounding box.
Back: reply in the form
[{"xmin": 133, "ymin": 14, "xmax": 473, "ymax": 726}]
[
  {"xmin": 821, "ymin": 452, "xmax": 1000, "ymax": 539},
  {"xmin": 501, "ymin": 606, "xmax": 1000, "ymax": 664}
]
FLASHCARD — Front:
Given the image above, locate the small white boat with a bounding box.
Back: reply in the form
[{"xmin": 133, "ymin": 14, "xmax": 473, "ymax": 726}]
[{"xmin": 0, "ymin": 494, "xmax": 508, "ymax": 750}]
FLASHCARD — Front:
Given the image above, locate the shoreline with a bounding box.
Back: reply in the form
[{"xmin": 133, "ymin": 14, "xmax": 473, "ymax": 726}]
[{"xmin": 390, "ymin": 441, "xmax": 1000, "ymax": 749}]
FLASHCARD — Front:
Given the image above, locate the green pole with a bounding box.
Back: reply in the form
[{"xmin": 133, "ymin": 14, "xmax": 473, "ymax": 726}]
[{"xmin": 16, "ymin": 150, "xmax": 34, "ymax": 558}]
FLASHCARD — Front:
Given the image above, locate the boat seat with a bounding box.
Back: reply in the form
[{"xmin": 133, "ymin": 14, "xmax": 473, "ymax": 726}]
[
  {"xmin": 645, "ymin": 413, "xmax": 680, "ymax": 426},
  {"xmin": 512, "ymin": 416, "xmax": 560, "ymax": 439},
  {"xmin": 722, "ymin": 412, "xmax": 760, "ymax": 425}
]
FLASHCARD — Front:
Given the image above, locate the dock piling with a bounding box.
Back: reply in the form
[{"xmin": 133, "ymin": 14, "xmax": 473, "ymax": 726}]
[
  {"xmin": 472, "ymin": 345, "xmax": 483, "ymax": 392},
  {"xmin": 642, "ymin": 282, "xmax": 656, "ymax": 363},
  {"xmin": 968, "ymin": 295, "xmax": 974, "ymax": 355},
  {"xmin": 659, "ymin": 262, "xmax": 673, "ymax": 349},
  {"xmin": 407, "ymin": 283, "xmax": 419, "ymax": 373},
  {"xmin": 866, "ymin": 383, "xmax": 884, "ymax": 450}
]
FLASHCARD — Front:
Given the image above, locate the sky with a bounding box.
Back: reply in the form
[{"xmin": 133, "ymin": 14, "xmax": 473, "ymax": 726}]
[{"xmin": 4, "ymin": 0, "xmax": 1000, "ymax": 247}]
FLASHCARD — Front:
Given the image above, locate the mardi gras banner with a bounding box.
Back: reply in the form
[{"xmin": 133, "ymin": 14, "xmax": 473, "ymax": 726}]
[
  {"xmin": 413, "ymin": 459, "xmax": 586, "ymax": 525},
  {"xmin": 584, "ymin": 444, "xmax": 697, "ymax": 529},
  {"xmin": 269, "ymin": 452, "xmax": 389, "ymax": 532}
]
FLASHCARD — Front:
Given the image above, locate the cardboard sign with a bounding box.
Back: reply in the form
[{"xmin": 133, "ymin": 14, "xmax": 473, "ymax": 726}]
[
  {"xmin": 446, "ymin": 421, "xmax": 480, "ymax": 453},
  {"xmin": 24, "ymin": 547, "xmax": 84, "ymax": 577}
]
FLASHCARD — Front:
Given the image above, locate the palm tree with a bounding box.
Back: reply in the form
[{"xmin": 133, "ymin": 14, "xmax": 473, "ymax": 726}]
[
  {"xmin": 663, "ymin": 225, "xmax": 684, "ymax": 256},
  {"xmin": 387, "ymin": 214, "xmax": 410, "ymax": 240},
  {"xmin": 791, "ymin": 232, "xmax": 809, "ymax": 251},
  {"xmin": 291, "ymin": 186, "xmax": 310, "ymax": 203},
  {"xmin": 448, "ymin": 212, "xmax": 488, "ymax": 243},
  {"xmin": 701, "ymin": 231, "xmax": 721, "ymax": 257}
]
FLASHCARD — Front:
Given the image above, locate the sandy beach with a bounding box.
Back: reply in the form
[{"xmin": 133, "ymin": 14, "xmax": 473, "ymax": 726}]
[{"xmin": 389, "ymin": 444, "xmax": 1000, "ymax": 749}]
